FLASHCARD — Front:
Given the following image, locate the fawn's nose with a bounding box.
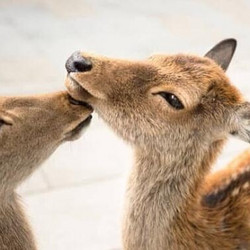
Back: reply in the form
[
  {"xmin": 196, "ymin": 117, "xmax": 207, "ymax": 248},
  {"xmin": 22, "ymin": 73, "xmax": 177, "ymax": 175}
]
[{"xmin": 65, "ymin": 51, "xmax": 92, "ymax": 73}]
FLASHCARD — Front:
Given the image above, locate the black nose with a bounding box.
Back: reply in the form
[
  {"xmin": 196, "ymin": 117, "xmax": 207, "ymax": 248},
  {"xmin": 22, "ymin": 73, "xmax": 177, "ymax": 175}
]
[{"xmin": 65, "ymin": 51, "xmax": 92, "ymax": 73}]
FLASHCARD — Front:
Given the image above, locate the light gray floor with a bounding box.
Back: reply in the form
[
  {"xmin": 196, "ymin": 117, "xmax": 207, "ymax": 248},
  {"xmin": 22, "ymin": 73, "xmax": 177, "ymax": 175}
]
[{"xmin": 1, "ymin": 0, "xmax": 250, "ymax": 249}]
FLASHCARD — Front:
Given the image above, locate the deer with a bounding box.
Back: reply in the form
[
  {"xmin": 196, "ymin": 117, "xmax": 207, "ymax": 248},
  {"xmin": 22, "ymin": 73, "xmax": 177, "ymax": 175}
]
[
  {"xmin": 65, "ymin": 39, "xmax": 250, "ymax": 249},
  {"xmin": 0, "ymin": 91, "xmax": 92, "ymax": 250}
]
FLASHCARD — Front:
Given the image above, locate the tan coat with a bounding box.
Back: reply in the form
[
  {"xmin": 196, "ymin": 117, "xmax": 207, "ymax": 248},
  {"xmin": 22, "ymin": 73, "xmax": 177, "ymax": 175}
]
[
  {"xmin": 66, "ymin": 39, "xmax": 250, "ymax": 249},
  {"xmin": 0, "ymin": 92, "xmax": 92, "ymax": 249}
]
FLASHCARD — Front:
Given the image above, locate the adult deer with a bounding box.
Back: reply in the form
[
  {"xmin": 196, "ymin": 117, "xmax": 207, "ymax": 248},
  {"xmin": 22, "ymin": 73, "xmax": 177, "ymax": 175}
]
[
  {"xmin": 66, "ymin": 39, "xmax": 250, "ymax": 249},
  {"xmin": 0, "ymin": 92, "xmax": 92, "ymax": 249}
]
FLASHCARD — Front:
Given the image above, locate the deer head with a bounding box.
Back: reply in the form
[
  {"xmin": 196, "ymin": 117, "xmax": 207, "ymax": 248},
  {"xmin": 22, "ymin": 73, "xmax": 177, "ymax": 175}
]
[
  {"xmin": 0, "ymin": 92, "xmax": 92, "ymax": 193},
  {"xmin": 65, "ymin": 39, "xmax": 249, "ymax": 151}
]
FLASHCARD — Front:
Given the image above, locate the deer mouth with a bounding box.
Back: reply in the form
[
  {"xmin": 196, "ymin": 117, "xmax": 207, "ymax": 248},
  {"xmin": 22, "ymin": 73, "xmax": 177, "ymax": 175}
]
[
  {"xmin": 65, "ymin": 115, "xmax": 92, "ymax": 141},
  {"xmin": 66, "ymin": 75, "xmax": 93, "ymax": 102},
  {"xmin": 68, "ymin": 94, "xmax": 93, "ymax": 110},
  {"xmin": 64, "ymin": 94, "xmax": 93, "ymax": 141}
]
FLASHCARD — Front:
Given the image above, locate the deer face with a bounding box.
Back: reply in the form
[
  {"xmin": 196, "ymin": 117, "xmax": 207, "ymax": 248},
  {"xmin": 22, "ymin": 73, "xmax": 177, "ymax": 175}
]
[
  {"xmin": 65, "ymin": 40, "xmax": 249, "ymax": 149},
  {"xmin": 0, "ymin": 91, "xmax": 92, "ymax": 190}
]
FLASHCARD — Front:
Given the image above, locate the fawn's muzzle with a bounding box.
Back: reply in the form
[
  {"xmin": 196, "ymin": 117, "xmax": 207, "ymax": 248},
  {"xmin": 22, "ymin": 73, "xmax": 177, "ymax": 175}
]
[{"xmin": 65, "ymin": 51, "xmax": 92, "ymax": 73}]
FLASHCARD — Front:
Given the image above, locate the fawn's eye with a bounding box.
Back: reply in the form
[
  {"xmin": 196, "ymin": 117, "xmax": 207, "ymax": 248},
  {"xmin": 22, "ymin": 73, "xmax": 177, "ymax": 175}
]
[
  {"xmin": 0, "ymin": 119, "xmax": 12, "ymax": 128},
  {"xmin": 0, "ymin": 120, "xmax": 5, "ymax": 127},
  {"xmin": 158, "ymin": 92, "xmax": 184, "ymax": 110}
]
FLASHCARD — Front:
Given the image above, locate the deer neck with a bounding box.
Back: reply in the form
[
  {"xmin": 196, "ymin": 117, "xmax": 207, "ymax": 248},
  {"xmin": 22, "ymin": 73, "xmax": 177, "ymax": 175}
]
[
  {"xmin": 0, "ymin": 193, "xmax": 36, "ymax": 250},
  {"xmin": 123, "ymin": 139, "xmax": 225, "ymax": 250}
]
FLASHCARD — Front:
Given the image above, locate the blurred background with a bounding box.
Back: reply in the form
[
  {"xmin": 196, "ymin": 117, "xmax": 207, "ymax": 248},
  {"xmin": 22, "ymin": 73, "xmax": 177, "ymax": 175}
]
[{"xmin": 1, "ymin": 0, "xmax": 250, "ymax": 249}]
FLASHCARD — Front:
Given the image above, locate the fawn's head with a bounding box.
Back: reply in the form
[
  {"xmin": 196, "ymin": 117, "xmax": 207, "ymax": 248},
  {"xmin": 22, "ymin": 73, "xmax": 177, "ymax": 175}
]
[
  {"xmin": 65, "ymin": 39, "xmax": 250, "ymax": 150},
  {"xmin": 0, "ymin": 91, "xmax": 92, "ymax": 191}
]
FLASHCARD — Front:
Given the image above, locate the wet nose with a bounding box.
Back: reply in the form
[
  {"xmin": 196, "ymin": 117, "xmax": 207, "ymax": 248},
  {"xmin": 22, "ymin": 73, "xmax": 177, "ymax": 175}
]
[{"xmin": 65, "ymin": 51, "xmax": 92, "ymax": 73}]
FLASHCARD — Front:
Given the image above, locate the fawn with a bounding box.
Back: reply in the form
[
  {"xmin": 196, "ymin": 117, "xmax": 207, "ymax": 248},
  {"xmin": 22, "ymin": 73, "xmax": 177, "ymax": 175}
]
[
  {"xmin": 65, "ymin": 39, "xmax": 250, "ymax": 249},
  {"xmin": 0, "ymin": 91, "xmax": 92, "ymax": 249}
]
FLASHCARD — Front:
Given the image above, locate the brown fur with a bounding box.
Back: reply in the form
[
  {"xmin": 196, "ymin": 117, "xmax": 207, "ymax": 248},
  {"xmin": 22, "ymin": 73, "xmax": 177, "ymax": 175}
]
[
  {"xmin": 66, "ymin": 42, "xmax": 250, "ymax": 249},
  {"xmin": 0, "ymin": 92, "xmax": 92, "ymax": 249}
]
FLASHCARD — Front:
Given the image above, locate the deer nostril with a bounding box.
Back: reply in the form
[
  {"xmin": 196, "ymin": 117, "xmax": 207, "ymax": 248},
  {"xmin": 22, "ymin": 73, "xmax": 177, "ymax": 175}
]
[
  {"xmin": 73, "ymin": 60, "xmax": 92, "ymax": 72},
  {"xmin": 65, "ymin": 51, "xmax": 92, "ymax": 73}
]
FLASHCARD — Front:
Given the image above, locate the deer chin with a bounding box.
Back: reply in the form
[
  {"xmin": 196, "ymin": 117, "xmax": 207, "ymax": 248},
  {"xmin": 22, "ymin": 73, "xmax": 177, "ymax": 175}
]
[{"xmin": 64, "ymin": 115, "xmax": 92, "ymax": 141}]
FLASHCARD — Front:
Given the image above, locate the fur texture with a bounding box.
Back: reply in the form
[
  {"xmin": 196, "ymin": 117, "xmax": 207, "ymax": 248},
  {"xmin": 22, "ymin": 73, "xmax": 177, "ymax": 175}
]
[
  {"xmin": 0, "ymin": 92, "xmax": 92, "ymax": 249},
  {"xmin": 66, "ymin": 40, "xmax": 250, "ymax": 249}
]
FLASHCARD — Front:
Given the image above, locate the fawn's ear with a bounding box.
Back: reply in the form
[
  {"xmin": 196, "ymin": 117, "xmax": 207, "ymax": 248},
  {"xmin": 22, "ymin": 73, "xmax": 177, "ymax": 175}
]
[
  {"xmin": 205, "ymin": 38, "xmax": 237, "ymax": 71},
  {"xmin": 230, "ymin": 102, "xmax": 250, "ymax": 143}
]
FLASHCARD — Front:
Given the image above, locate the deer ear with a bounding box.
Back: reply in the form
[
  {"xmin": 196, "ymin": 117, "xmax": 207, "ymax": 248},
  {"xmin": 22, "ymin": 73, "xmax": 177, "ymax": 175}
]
[
  {"xmin": 205, "ymin": 39, "xmax": 237, "ymax": 71},
  {"xmin": 230, "ymin": 102, "xmax": 250, "ymax": 143}
]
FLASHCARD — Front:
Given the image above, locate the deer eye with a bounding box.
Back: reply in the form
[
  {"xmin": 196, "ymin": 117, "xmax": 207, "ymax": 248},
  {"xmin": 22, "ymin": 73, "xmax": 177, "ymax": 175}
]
[
  {"xmin": 0, "ymin": 119, "xmax": 12, "ymax": 128},
  {"xmin": 158, "ymin": 92, "xmax": 184, "ymax": 110},
  {"xmin": 0, "ymin": 120, "xmax": 5, "ymax": 127}
]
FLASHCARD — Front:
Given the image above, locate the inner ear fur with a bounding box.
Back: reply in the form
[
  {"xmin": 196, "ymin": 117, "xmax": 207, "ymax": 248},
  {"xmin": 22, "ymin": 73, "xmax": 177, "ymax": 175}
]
[{"xmin": 205, "ymin": 38, "xmax": 237, "ymax": 71}]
